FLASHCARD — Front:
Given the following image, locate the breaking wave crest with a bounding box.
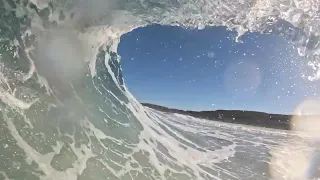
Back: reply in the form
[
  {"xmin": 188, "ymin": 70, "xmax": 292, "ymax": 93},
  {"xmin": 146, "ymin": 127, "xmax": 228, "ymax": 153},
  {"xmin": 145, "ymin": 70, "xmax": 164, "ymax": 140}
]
[{"xmin": 0, "ymin": 0, "xmax": 319, "ymax": 179}]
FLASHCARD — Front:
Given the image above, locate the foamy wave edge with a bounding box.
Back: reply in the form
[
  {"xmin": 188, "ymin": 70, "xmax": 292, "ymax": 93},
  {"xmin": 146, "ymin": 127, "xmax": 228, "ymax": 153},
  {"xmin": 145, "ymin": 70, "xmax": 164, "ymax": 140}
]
[{"xmin": 23, "ymin": 0, "xmax": 320, "ymax": 82}]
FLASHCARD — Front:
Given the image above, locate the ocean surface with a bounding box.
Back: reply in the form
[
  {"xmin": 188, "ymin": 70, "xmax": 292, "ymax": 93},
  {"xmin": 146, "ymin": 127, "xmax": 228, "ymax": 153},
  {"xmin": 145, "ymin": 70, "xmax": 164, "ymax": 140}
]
[{"xmin": 0, "ymin": 0, "xmax": 320, "ymax": 179}]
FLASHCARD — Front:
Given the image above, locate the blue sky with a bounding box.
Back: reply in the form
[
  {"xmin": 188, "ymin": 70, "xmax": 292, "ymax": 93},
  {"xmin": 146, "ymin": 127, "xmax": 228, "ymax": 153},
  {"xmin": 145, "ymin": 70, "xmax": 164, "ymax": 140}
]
[{"xmin": 118, "ymin": 25, "xmax": 319, "ymax": 114}]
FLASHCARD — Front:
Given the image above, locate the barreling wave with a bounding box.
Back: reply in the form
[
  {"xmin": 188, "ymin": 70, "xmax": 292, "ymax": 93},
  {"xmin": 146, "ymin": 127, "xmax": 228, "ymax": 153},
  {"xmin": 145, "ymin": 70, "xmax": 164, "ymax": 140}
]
[{"xmin": 0, "ymin": 0, "xmax": 319, "ymax": 179}]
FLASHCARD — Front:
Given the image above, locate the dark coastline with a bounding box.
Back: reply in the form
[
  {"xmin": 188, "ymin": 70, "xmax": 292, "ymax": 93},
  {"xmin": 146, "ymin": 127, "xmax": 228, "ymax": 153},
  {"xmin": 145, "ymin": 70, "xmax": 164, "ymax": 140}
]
[{"xmin": 142, "ymin": 103, "xmax": 318, "ymax": 130}]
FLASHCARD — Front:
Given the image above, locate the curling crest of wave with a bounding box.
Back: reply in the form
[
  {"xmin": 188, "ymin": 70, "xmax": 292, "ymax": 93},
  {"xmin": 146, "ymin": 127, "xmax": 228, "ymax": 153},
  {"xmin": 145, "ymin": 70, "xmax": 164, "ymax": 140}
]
[
  {"xmin": 1, "ymin": 0, "xmax": 319, "ymax": 111},
  {"xmin": 12, "ymin": 0, "xmax": 320, "ymax": 81}
]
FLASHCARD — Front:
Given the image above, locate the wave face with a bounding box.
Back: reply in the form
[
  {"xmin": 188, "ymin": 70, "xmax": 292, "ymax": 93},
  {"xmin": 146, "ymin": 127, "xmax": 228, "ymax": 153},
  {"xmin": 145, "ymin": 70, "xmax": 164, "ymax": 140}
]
[{"xmin": 0, "ymin": 0, "xmax": 319, "ymax": 179}]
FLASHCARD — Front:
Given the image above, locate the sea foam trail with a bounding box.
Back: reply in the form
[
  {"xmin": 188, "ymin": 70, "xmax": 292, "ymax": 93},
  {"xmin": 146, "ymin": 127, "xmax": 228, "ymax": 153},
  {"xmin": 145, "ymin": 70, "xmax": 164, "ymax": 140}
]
[{"xmin": 0, "ymin": 0, "xmax": 319, "ymax": 179}]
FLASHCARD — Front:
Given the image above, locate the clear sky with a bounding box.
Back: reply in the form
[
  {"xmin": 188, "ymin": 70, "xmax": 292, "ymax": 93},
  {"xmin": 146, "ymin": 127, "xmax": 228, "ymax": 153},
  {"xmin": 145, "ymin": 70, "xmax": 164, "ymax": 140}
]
[{"xmin": 118, "ymin": 24, "xmax": 320, "ymax": 114}]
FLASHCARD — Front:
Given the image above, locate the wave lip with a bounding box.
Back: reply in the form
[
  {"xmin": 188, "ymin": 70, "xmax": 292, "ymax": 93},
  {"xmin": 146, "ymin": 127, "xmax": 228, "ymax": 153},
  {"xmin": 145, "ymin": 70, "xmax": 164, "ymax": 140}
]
[
  {"xmin": 71, "ymin": 0, "xmax": 320, "ymax": 80},
  {"xmin": 23, "ymin": 0, "xmax": 320, "ymax": 81}
]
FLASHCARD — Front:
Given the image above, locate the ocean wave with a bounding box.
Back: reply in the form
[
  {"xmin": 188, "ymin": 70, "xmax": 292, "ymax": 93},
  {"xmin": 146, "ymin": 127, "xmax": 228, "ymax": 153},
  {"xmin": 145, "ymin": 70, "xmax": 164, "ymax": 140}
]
[{"xmin": 0, "ymin": 0, "xmax": 319, "ymax": 179}]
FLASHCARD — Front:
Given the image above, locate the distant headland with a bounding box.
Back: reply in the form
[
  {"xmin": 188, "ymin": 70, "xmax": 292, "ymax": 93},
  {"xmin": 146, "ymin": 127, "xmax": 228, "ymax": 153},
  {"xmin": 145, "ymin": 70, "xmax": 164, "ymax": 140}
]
[{"xmin": 142, "ymin": 103, "xmax": 320, "ymax": 130}]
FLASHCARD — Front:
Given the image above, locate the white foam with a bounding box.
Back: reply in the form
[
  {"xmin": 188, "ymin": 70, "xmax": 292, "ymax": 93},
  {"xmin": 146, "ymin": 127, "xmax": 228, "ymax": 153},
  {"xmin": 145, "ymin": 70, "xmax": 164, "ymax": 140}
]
[{"xmin": 0, "ymin": 88, "xmax": 38, "ymax": 110}]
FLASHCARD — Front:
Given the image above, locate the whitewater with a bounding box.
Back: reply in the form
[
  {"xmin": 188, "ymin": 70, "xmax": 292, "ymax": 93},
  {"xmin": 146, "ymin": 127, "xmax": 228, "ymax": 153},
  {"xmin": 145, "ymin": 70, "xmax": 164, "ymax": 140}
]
[{"xmin": 0, "ymin": 0, "xmax": 320, "ymax": 179}]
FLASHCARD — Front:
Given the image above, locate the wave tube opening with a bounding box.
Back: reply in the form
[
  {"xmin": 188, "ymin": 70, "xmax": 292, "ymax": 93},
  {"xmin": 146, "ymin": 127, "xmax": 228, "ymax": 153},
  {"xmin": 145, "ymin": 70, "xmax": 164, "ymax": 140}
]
[{"xmin": 118, "ymin": 24, "xmax": 314, "ymax": 112}]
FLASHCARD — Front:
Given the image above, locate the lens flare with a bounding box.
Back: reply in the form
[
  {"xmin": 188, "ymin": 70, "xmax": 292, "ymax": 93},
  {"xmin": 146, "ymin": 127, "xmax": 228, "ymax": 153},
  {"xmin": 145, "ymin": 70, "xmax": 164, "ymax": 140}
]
[
  {"xmin": 269, "ymin": 98, "xmax": 320, "ymax": 179},
  {"xmin": 291, "ymin": 99, "xmax": 320, "ymax": 138},
  {"xmin": 35, "ymin": 29, "xmax": 86, "ymax": 92},
  {"xmin": 224, "ymin": 60, "xmax": 261, "ymax": 94}
]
